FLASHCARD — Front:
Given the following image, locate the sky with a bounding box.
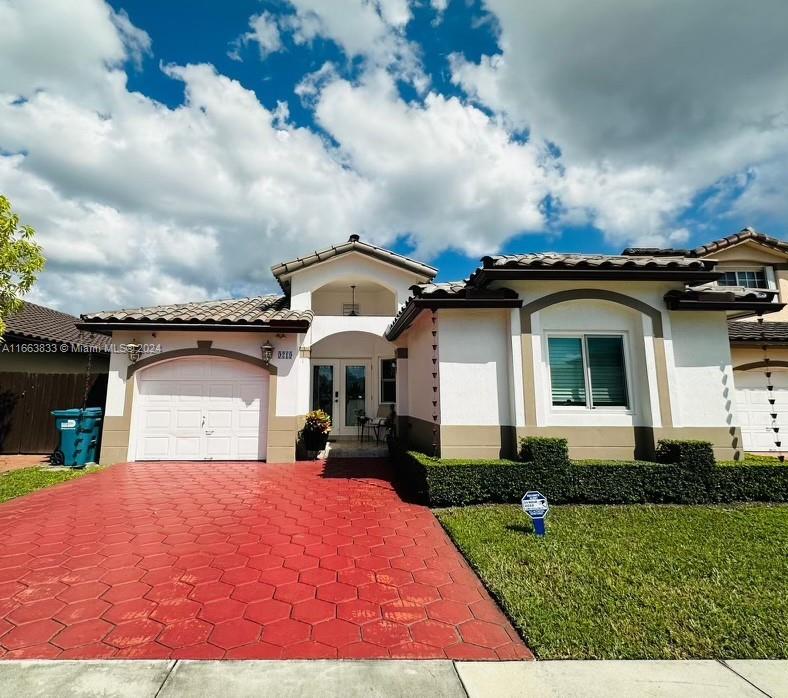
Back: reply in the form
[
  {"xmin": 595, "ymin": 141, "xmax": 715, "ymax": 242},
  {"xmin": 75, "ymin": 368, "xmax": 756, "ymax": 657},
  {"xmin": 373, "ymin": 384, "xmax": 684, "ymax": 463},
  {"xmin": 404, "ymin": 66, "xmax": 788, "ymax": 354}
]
[{"xmin": 2, "ymin": 0, "xmax": 788, "ymax": 314}]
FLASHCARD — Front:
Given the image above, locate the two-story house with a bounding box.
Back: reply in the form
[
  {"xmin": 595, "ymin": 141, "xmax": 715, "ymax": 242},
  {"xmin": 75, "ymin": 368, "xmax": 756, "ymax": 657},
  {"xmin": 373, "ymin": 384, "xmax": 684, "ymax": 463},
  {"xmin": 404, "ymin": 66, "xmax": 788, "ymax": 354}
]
[{"xmin": 80, "ymin": 232, "xmax": 782, "ymax": 464}]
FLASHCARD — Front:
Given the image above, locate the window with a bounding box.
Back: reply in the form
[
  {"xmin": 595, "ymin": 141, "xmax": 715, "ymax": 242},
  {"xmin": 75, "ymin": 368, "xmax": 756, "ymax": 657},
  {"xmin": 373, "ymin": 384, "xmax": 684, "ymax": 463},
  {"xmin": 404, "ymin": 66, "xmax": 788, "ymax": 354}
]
[
  {"xmin": 547, "ymin": 335, "xmax": 628, "ymax": 409},
  {"xmin": 719, "ymin": 269, "xmax": 768, "ymax": 289},
  {"xmin": 380, "ymin": 358, "xmax": 396, "ymax": 403}
]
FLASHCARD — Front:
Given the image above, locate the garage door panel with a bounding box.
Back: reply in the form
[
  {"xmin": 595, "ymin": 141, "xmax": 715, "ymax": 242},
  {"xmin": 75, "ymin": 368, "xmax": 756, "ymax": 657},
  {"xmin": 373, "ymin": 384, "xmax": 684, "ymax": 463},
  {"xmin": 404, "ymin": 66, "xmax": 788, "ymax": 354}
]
[
  {"xmin": 140, "ymin": 436, "xmax": 170, "ymax": 459},
  {"xmin": 135, "ymin": 358, "xmax": 269, "ymax": 461}
]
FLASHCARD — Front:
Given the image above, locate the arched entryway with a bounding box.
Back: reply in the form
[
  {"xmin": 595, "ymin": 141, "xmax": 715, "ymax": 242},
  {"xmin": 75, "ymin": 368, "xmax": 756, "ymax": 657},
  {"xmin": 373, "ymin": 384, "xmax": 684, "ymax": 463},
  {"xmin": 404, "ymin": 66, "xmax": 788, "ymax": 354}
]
[{"xmin": 309, "ymin": 331, "xmax": 395, "ymax": 438}]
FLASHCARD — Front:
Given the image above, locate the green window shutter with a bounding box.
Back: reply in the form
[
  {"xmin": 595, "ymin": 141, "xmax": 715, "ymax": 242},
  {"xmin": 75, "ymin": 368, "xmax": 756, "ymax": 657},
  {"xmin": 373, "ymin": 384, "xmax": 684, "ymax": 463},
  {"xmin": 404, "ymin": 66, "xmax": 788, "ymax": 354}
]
[
  {"xmin": 547, "ymin": 337, "xmax": 587, "ymax": 406},
  {"xmin": 587, "ymin": 336, "xmax": 628, "ymax": 407}
]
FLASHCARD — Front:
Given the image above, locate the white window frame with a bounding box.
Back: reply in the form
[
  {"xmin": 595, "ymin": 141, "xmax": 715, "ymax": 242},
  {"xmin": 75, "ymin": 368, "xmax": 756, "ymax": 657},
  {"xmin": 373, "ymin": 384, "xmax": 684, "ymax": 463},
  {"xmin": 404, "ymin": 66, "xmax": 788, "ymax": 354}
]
[
  {"xmin": 717, "ymin": 266, "xmax": 774, "ymax": 290},
  {"xmin": 545, "ymin": 331, "xmax": 633, "ymax": 414}
]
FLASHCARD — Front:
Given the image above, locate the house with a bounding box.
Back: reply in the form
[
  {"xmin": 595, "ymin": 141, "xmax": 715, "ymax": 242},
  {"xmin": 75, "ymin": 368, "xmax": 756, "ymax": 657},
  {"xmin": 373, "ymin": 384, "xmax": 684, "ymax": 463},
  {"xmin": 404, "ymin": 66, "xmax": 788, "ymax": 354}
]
[
  {"xmin": 1, "ymin": 301, "xmax": 109, "ymax": 455},
  {"xmin": 625, "ymin": 228, "xmax": 788, "ymax": 453},
  {"xmin": 79, "ymin": 234, "xmax": 784, "ymax": 465}
]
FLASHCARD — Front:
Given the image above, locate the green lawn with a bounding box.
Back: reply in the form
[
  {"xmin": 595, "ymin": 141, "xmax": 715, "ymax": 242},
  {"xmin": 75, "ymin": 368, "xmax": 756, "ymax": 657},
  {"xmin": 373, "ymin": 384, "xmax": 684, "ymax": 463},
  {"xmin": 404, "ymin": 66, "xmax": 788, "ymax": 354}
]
[
  {"xmin": 437, "ymin": 503, "xmax": 788, "ymax": 659},
  {"xmin": 0, "ymin": 466, "xmax": 97, "ymax": 504}
]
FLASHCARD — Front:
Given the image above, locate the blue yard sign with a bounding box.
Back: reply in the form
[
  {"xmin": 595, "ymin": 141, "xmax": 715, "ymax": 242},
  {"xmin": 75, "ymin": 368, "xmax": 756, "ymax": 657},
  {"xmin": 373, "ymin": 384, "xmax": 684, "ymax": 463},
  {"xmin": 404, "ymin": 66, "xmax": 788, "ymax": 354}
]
[{"xmin": 521, "ymin": 490, "xmax": 549, "ymax": 537}]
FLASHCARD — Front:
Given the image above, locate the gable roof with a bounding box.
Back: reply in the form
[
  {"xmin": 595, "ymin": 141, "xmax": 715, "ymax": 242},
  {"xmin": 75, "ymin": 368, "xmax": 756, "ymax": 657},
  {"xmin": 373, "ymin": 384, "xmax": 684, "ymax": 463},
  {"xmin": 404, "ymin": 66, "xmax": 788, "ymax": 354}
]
[
  {"xmin": 622, "ymin": 228, "xmax": 788, "ymax": 259},
  {"xmin": 80, "ymin": 295, "xmax": 312, "ymax": 332},
  {"xmin": 4, "ymin": 301, "xmax": 109, "ymax": 351},
  {"xmin": 691, "ymin": 227, "xmax": 788, "ymax": 258},
  {"xmin": 271, "ymin": 235, "xmax": 437, "ymax": 291}
]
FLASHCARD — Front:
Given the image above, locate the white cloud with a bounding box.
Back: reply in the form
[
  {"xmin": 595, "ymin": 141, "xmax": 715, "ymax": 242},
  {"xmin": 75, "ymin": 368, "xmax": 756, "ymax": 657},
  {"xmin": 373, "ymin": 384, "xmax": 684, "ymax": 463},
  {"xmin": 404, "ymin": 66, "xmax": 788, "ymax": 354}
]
[
  {"xmin": 0, "ymin": 2, "xmax": 554, "ymax": 313},
  {"xmin": 452, "ymin": 0, "xmax": 788, "ymax": 244},
  {"xmin": 228, "ymin": 11, "xmax": 282, "ymax": 61},
  {"xmin": 314, "ymin": 70, "xmax": 553, "ymax": 256}
]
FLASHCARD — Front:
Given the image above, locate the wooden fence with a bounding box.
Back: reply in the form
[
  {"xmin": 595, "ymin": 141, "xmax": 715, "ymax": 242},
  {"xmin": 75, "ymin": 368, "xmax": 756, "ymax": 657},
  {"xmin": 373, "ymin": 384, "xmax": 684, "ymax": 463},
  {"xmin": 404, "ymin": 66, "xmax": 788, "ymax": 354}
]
[{"xmin": 0, "ymin": 373, "xmax": 108, "ymax": 454}]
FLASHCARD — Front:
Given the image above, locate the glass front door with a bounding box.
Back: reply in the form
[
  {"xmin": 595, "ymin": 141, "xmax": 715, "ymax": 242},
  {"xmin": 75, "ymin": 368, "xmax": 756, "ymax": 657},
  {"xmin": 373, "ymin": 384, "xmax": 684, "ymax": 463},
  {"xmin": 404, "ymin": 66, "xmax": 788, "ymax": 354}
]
[
  {"xmin": 312, "ymin": 364, "xmax": 335, "ymax": 423},
  {"xmin": 344, "ymin": 365, "xmax": 366, "ymax": 429},
  {"xmin": 311, "ymin": 360, "xmax": 371, "ymax": 436}
]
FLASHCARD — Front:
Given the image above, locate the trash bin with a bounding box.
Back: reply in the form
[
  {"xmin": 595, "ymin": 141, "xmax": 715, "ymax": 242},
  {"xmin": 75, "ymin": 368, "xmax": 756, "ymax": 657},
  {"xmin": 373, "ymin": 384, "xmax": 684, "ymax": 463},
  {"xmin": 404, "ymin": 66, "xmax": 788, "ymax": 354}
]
[{"xmin": 51, "ymin": 407, "xmax": 103, "ymax": 467}]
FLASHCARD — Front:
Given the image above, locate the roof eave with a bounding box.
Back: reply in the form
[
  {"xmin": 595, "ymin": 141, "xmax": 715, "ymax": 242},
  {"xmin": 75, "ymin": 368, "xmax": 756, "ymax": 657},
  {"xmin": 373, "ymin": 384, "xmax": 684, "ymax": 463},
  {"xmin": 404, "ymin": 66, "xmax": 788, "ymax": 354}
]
[
  {"xmin": 76, "ymin": 320, "xmax": 311, "ymax": 334},
  {"xmin": 470, "ymin": 268, "xmax": 722, "ymax": 285},
  {"xmin": 664, "ymin": 299, "xmax": 786, "ymax": 314}
]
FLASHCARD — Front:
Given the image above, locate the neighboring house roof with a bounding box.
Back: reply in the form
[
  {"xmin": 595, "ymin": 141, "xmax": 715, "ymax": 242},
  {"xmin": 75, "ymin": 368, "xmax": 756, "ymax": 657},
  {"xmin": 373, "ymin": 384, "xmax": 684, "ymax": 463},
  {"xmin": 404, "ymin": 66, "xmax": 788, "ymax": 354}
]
[
  {"xmin": 385, "ymin": 281, "xmax": 521, "ymax": 341},
  {"xmin": 271, "ymin": 234, "xmax": 438, "ymax": 292},
  {"xmin": 728, "ymin": 320, "xmax": 788, "ymax": 344},
  {"xmin": 79, "ymin": 296, "xmax": 313, "ymax": 332},
  {"xmin": 4, "ymin": 301, "xmax": 109, "ymax": 351},
  {"xmin": 623, "ymin": 227, "xmax": 788, "ymax": 259}
]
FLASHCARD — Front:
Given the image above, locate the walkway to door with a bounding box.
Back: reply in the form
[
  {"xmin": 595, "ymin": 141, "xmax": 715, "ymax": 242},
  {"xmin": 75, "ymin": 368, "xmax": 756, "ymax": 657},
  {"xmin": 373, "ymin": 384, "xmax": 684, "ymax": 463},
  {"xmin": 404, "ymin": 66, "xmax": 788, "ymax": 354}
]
[{"xmin": 0, "ymin": 459, "xmax": 530, "ymax": 660}]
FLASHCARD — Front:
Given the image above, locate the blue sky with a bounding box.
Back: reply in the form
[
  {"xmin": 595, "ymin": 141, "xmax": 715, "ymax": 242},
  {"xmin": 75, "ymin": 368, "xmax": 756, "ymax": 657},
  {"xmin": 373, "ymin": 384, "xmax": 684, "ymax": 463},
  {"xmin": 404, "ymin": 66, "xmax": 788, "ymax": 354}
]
[{"xmin": 2, "ymin": 0, "xmax": 787, "ymax": 311}]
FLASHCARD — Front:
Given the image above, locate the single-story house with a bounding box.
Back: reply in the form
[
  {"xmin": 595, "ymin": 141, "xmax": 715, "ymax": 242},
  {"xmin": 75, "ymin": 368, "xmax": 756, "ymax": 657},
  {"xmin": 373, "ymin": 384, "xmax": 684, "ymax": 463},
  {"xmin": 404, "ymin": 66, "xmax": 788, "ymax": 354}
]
[
  {"xmin": 625, "ymin": 228, "xmax": 788, "ymax": 453},
  {"xmin": 79, "ymin": 233, "xmax": 784, "ymax": 465},
  {"xmin": 1, "ymin": 301, "xmax": 109, "ymax": 454}
]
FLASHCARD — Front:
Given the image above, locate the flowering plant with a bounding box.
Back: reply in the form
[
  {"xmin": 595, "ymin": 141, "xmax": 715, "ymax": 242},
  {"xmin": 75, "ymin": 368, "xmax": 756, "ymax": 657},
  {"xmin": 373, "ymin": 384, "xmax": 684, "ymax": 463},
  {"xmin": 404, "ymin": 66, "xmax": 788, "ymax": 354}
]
[{"xmin": 303, "ymin": 409, "xmax": 332, "ymax": 435}]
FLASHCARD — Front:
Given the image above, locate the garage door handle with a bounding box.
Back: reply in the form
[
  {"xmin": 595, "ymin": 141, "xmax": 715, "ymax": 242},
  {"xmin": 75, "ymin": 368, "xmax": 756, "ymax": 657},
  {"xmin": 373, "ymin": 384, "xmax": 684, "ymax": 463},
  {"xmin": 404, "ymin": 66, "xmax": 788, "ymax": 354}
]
[{"xmin": 205, "ymin": 430, "xmax": 214, "ymax": 435}]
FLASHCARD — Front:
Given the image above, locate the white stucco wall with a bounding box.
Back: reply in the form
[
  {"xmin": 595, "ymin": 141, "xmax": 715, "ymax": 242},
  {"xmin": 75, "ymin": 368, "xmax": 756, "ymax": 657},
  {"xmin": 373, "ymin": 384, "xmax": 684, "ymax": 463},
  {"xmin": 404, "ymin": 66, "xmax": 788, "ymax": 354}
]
[
  {"xmin": 666, "ymin": 312, "xmax": 736, "ymax": 427},
  {"xmin": 438, "ymin": 309, "xmax": 513, "ymax": 426}
]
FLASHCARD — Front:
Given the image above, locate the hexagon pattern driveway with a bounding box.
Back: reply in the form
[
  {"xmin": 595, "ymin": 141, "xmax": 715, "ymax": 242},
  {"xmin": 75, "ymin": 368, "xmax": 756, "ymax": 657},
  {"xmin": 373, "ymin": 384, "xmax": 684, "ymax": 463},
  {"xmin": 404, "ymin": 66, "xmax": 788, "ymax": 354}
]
[{"xmin": 0, "ymin": 460, "xmax": 531, "ymax": 660}]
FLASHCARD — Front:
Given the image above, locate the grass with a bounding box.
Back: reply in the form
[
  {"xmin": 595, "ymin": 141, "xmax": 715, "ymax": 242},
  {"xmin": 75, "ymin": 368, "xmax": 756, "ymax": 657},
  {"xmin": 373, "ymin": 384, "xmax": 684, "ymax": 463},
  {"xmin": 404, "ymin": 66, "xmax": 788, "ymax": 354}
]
[
  {"xmin": 0, "ymin": 466, "xmax": 98, "ymax": 504},
  {"xmin": 437, "ymin": 503, "xmax": 788, "ymax": 659}
]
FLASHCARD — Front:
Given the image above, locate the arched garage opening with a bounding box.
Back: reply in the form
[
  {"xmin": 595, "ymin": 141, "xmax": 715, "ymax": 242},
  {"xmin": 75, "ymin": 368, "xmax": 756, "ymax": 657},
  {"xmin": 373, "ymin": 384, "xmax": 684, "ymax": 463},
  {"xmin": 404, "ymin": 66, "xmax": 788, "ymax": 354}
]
[{"xmin": 131, "ymin": 356, "xmax": 270, "ymax": 461}]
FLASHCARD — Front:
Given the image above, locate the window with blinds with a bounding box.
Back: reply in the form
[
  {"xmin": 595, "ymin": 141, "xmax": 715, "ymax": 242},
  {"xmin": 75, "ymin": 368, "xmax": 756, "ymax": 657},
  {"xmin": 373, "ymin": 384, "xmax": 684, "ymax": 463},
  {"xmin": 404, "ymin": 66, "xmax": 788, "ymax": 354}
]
[{"xmin": 547, "ymin": 335, "xmax": 628, "ymax": 409}]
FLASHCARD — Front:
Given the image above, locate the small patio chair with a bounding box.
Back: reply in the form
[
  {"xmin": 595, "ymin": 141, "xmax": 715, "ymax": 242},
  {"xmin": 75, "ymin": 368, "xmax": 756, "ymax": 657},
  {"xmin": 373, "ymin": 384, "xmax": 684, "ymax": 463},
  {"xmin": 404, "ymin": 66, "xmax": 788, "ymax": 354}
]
[{"xmin": 369, "ymin": 404, "xmax": 395, "ymax": 443}]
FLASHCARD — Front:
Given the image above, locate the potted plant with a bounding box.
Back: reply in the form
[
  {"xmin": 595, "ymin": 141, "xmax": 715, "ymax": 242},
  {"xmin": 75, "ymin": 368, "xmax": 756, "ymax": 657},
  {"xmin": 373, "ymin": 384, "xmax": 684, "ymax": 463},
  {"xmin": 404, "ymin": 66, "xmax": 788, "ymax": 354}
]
[{"xmin": 301, "ymin": 409, "xmax": 332, "ymax": 452}]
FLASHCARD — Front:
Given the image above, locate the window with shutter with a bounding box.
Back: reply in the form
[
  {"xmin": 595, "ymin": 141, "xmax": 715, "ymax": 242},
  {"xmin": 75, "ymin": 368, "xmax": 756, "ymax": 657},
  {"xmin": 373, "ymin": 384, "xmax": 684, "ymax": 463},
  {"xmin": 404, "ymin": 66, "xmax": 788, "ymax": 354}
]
[{"xmin": 547, "ymin": 335, "xmax": 629, "ymax": 410}]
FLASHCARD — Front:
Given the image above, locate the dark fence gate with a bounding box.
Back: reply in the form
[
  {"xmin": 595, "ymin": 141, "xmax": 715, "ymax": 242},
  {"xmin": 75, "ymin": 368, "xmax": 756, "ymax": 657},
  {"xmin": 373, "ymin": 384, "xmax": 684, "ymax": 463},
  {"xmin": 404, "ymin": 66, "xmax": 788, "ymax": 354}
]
[{"xmin": 0, "ymin": 373, "xmax": 108, "ymax": 454}]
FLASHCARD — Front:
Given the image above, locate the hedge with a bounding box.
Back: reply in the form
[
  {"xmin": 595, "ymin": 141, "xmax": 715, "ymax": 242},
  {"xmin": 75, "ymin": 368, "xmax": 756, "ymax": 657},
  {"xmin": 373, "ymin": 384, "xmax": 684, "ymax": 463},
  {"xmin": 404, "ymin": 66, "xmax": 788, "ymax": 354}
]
[{"xmin": 400, "ymin": 437, "xmax": 788, "ymax": 507}]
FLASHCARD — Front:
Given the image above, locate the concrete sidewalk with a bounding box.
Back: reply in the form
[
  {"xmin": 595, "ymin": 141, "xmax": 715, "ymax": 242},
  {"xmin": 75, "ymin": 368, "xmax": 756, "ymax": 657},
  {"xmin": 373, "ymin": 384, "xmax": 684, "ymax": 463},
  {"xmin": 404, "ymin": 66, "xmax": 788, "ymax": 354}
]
[{"xmin": 0, "ymin": 659, "xmax": 785, "ymax": 697}]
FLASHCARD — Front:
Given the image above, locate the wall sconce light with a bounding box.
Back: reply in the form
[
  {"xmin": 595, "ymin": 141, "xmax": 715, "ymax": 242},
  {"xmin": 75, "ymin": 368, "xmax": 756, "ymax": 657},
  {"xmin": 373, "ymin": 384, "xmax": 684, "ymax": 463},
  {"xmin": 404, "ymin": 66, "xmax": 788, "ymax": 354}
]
[
  {"xmin": 126, "ymin": 341, "xmax": 142, "ymax": 364},
  {"xmin": 261, "ymin": 340, "xmax": 274, "ymax": 364}
]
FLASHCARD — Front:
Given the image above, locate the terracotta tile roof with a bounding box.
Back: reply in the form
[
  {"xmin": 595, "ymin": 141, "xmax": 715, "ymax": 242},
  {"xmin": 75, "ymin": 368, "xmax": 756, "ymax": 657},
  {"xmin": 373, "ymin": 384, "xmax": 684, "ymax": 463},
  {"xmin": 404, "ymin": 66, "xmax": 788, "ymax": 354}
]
[
  {"xmin": 728, "ymin": 320, "xmax": 788, "ymax": 343},
  {"xmin": 81, "ymin": 295, "xmax": 313, "ymax": 327},
  {"xmin": 481, "ymin": 252, "xmax": 712, "ymax": 271},
  {"xmin": 4, "ymin": 301, "xmax": 109, "ymax": 351},
  {"xmin": 410, "ymin": 281, "xmax": 469, "ymax": 298},
  {"xmin": 271, "ymin": 235, "xmax": 437, "ymax": 289}
]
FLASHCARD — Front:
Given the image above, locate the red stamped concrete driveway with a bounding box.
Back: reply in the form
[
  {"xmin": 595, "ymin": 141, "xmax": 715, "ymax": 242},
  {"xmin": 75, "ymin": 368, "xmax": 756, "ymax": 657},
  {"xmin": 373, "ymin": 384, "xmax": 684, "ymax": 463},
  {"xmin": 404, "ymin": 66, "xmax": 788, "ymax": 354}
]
[{"xmin": 0, "ymin": 460, "xmax": 531, "ymax": 660}]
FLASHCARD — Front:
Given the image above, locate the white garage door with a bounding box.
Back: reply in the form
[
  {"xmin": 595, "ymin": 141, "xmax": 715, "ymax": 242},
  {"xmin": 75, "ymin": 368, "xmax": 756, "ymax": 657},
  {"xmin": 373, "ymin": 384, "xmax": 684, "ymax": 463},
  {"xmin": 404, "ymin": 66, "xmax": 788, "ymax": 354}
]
[
  {"xmin": 134, "ymin": 357, "xmax": 269, "ymax": 461},
  {"xmin": 734, "ymin": 369, "xmax": 788, "ymax": 452}
]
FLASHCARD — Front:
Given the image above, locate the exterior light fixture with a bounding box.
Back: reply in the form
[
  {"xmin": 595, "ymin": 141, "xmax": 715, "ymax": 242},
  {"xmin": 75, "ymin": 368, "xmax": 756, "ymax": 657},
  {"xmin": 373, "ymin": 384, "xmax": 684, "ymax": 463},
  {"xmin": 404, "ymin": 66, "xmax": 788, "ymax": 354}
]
[
  {"xmin": 261, "ymin": 340, "xmax": 274, "ymax": 364},
  {"xmin": 126, "ymin": 341, "xmax": 142, "ymax": 364},
  {"xmin": 349, "ymin": 285, "xmax": 358, "ymax": 316}
]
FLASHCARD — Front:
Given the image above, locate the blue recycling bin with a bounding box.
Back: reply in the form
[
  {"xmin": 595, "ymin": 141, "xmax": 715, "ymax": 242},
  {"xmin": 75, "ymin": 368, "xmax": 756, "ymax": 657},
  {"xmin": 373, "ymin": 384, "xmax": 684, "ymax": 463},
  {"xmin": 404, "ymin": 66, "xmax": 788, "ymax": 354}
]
[{"xmin": 51, "ymin": 407, "xmax": 103, "ymax": 467}]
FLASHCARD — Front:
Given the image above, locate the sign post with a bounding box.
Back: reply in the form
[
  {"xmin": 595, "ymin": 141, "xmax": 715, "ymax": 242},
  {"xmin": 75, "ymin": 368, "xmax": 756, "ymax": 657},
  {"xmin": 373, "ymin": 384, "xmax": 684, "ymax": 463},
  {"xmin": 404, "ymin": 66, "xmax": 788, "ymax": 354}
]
[{"xmin": 521, "ymin": 490, "xmax": 549, "ymax": 537}]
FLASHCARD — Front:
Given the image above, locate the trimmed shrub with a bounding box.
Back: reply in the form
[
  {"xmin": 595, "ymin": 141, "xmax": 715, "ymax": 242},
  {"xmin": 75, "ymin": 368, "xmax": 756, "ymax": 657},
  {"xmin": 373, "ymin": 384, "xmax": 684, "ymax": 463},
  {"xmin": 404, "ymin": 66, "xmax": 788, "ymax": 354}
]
[
  {"xmin": 519, "ymin": 437, "xmax": 569, "ymax": 467},
  {"xmin": 655, "ymin": 439, "xmax": 715, "ymax": 471},
  {"xmin": 400, "ymin": 437, "xmax": 788, "ymax": 507}
]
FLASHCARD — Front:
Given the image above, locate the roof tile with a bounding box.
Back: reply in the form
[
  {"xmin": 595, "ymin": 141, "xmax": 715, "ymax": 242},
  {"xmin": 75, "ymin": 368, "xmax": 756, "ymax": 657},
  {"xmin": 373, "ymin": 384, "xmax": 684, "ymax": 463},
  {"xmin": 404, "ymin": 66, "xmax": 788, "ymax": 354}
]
[{"xmin": 4, "ymin": 301, "xmax": 108, "ymax": 351}]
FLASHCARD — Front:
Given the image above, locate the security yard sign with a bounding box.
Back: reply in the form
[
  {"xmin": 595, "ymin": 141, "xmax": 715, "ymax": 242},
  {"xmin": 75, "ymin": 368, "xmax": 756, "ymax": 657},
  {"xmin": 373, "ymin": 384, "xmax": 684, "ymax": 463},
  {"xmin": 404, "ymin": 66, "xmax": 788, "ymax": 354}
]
[{"xmin": 521, "ymin": 490, "xmax": 549, "ymax": 537}]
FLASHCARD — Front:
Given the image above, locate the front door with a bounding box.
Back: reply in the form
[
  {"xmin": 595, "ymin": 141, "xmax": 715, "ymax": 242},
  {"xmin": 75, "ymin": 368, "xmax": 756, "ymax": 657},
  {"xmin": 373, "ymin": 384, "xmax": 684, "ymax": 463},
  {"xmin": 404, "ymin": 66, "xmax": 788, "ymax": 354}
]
[{"xmin": 311, "ymin": 360, "xmax": 371, "ymax": 437}]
